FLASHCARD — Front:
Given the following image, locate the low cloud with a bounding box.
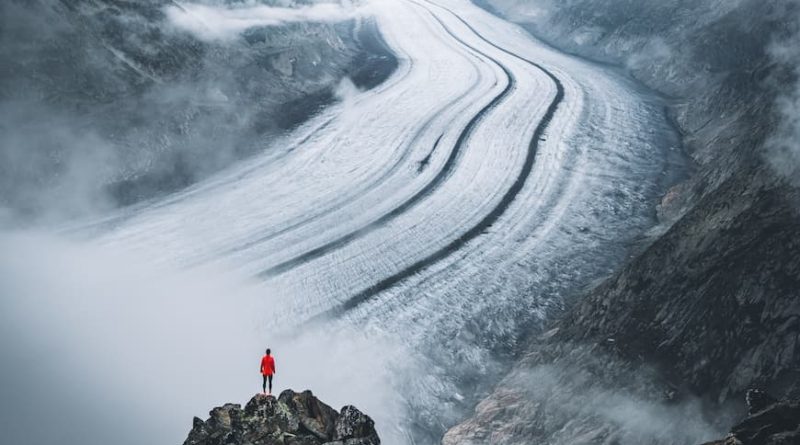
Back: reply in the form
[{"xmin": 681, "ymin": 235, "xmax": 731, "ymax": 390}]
[
  {"xmin": 765, "ymin": 18, "xmax": 800, "ymax": 187},
  {"xmin": 166, "ymin": 1, "xmax": 367, "ymax": 41},
  {"xmin": 483, "ymin": 357, "xmax": 728, "ymax": 445},
  {"xmin": 0, "ymin": 230, "xmax": 408, "ymax": 445},
  {"xmin": 0, "ymin": 0, "xmax": 365, "ymax": 225},
  {"xmin": 0, "ymin": 102, "xmax": 119, "ymax": 224}
]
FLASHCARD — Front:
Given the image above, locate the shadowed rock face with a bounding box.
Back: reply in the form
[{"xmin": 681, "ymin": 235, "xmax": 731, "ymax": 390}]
[
  {"xmin": 702, "ymin": 391, "xmax": 800, "ymax": 445},
  {"xmin": 183, "ymin": 390, "xmax": 380, "ymax": 445}
]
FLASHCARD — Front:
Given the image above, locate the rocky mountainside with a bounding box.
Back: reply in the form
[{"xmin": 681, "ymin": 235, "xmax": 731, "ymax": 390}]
[
  {"xmin": 478, "ymin": 0, "xmax": 795, "ymax": 205},
  {"xmin": 183, "ymin": 390, "xmax": 380, "ymax": 445},
  {"xmin": 0, "ymin": 0, "xmax": 396, "ymax": 223},
  {"xmin": 444, "ymin": 0, "xmax": 800, "ymax": 444}
]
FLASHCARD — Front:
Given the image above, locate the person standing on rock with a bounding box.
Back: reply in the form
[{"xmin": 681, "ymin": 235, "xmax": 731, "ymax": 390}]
[{"xmin": 260, "ymin": 348, "xmax": 276, "ymax": 395}]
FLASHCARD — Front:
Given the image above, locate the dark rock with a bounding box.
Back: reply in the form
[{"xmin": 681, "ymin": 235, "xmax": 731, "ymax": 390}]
[
  {"xmin": 746, "ymin": 389, "xmax": 778, "ymax": 415},
  {"xmin": 702, "ymin": 397, "xmax": 800, "ymax": 445},
  {"xmin": 182, "ymin": 390, "xmax": 379, "ymax": 445},
  {"xmin": 280, "ymin": 390, "xmax": 339, "ymax": 441},
  {"xmin": 333, "ymin": 406, "xmax": 380, "ymax": 444}
]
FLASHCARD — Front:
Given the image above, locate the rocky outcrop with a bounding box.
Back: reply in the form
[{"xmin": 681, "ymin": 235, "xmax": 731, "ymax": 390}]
[
  {"xmin": 183, "ymin": 390, "xmax": 380, "ymax": 445},
  {"xmin": 702, "ymin": 391, "xmax": 800, "ymax": 445}
]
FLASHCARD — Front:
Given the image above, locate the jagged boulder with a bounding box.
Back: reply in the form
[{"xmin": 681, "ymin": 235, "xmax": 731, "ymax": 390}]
[
  {"xmin": 702, "ymin": 393, "xmax": 800, "ymax": 445},
  {"xmin": 745, "ymin": 389, "xmax": 778, "ymax": 415},
  {"xmin": 183, "ymin": 390, "xmax": 380, "ymax": 445}
]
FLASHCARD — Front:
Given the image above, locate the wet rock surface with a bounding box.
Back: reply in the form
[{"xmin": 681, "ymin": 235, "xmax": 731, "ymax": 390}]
[{"xmin": 183, "ymin": 390, "xmax": 380, "ymax": 445}]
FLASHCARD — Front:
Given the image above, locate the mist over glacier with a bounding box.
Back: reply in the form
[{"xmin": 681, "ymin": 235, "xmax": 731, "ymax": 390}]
[{"xmin": 165, "ymin": 2, "xmax": 365, "ymax": 41}]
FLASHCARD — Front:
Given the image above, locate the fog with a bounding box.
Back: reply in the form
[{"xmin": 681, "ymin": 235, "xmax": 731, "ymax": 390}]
[
  {"xmin": 0, "ymin": 101, "xmax": 120, "ymax": 223},
  {"xmin": 0, "ymin": 230, "xmax": 408, "ymax": 445},
  {"xmin": 509, "ymin": 361, "xmax": 727, "ymax": 445},
  {"xmin": 766, "ymin": 9, "xmax": 800, "ymax": 186},
  {"xmin": 166, "ymin": 2, "xmax": 366, "ymax": 41},
  {"xmin": 0, "ymin": 0, "xmax": 364, "ymax": 226},
  {"xmin": 0, "ymin": 2, "xmax": 407, "ymax": 443},
  {"xmin": 447, "ymin": 350, "xmax": 731, "ymax": 445}
]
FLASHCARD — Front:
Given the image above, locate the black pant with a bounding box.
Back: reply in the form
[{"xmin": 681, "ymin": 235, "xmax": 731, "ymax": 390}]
[{"xmin": 262, "ymin": 375, "xmax": 273, "ymax": 393}]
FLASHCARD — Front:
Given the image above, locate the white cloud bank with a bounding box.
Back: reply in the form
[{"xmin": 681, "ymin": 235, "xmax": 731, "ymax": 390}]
[
  {"xmin": 767, "ymin": 31, "xmax": 800, "ymax": 186},
  {"xmin": 0, "ymin": 231, "xmax": 407, "ymax": 445},
  {"xmin": 166, "ymin": 1, "xmax": 370, "ymax": 41}
]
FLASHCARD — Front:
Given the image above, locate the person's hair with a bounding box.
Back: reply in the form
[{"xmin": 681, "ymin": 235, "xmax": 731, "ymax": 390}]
[{"xmin": 266, "ymin": 348, "xmax": 271, "ymax": 355}]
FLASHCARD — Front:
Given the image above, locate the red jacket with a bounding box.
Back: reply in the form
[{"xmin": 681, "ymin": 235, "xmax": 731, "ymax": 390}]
[{"xmin": 260, "ymin": 355, "xmax": 275, "ymax": 376}]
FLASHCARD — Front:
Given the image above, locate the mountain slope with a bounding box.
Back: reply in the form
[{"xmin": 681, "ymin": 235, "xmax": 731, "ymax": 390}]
[{"xmin": 443, "ymin": 1, "xmax": 800, "ymax": 443}]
